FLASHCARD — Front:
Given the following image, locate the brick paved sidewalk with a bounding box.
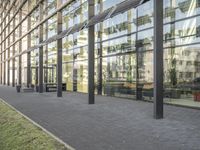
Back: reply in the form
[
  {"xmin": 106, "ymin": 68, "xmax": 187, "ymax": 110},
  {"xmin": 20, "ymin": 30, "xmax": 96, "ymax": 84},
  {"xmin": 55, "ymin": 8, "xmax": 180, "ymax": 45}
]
[{"xmin": 0, "ymin": 85, "xmax": 200, "ymax": 150}]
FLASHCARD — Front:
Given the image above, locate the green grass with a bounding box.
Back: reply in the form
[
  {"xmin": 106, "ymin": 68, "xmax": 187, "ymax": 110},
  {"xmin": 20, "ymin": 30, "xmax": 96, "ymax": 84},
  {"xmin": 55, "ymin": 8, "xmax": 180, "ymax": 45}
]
[{"xmin": 0, "ymin": 100, "xmax": 69, "ymax": 150}]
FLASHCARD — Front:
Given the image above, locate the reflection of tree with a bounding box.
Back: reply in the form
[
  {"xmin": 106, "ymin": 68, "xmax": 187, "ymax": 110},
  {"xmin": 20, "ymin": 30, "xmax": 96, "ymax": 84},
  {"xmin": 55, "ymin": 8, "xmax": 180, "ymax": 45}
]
[
  {"xmin": 126, "ymin": 56, "xmax": 132, "ymax": 83},
  {"xmin": 169, "ymin": 65, "xmax": 177, "ymax": 86},
  {"xmin": 169, "ymin": 48, "xmax": 177, "ymax": 87}
]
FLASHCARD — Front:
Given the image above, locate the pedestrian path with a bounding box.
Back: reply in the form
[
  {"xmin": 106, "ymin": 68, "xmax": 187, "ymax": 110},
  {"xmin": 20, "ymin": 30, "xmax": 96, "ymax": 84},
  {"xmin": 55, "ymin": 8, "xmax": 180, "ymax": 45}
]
[{"xmin": 0, "ymin": 85, "xmax": 200, "ymax": 150}]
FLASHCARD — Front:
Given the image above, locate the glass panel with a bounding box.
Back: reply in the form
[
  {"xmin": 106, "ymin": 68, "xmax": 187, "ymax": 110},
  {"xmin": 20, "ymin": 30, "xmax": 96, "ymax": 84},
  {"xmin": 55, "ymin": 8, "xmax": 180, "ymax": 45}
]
[
  {"xmin": 47, "ymin": 15, "xmax": 57, "ymax": 38},
  {"xmin": 137, "ymin": 29, "xmax": 153, "ymax": 51},
  {"xmin": 164, "ymin": 45, "xmax": 200, "ymax": 108},
  {"xmin": 175, "ymin": 16, "xmax": 200, "ymax": 45},
  {"xmin": 138, "ymin": 50, "xmax": 154, "ymax": 101},
  {"xmin": 102, "ymin": 34, "xmax": 136, "ymax": 56},
  {"xmin": 175, "ymin": 0, "xmax": 200, "ymax": 20},
  {"xmin": 101, "ymin": 10, "xmax": 136, "ymax": 41},
  {"xmin": 95, "ymin": 0, "xmax": 124, "ymax": 14},
  {"xmin": 75, "ymin": 60, "xmax": 88, "ymax": 93},
  {"xmin": 102, "ymin": 54, "xmax": 136, "ymax": 99},
  {"xmin": 47, "ymin": 42, "xmax": 57, "ymax": 83},
  {"xmin": 22, "ymin": 54, "xmax": 27, "ymax": 86},
  {"xmin": 137, "ymin": 1, "xmax": 153, "ymax": 30},
  {"xmin": 30, "ymin": 7, "xmax": 39, "ymax": 27},
  {"xmin": 30, "ymin": 49, "xmax": 39, "ymax": 86},
  {"xmin": 63, "ymin": 63, "xmax": 73, "ymax": 91}
]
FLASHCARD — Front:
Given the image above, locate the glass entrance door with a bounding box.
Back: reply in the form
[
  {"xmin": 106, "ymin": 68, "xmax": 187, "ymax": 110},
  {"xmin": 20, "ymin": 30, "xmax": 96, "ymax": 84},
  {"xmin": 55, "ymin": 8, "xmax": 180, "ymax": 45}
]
[
  {"xmin": 30, "ymin": 66, "xmax": 38, "ymax": 86},
  {"xmin": 44, "ymin": 65, "xmax": 56, "ymax": 83},
  {"xmin": 29, "ymin": 65, "xmax": 56, "ymax": 87}
]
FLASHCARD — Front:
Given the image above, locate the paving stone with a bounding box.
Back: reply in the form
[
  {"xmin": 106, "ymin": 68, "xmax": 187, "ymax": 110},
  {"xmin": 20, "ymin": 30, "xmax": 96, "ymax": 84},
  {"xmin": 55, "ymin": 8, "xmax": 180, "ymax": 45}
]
[{"xmin": 0, "ymin": 85, "xmax": 200, "ymax": 150}]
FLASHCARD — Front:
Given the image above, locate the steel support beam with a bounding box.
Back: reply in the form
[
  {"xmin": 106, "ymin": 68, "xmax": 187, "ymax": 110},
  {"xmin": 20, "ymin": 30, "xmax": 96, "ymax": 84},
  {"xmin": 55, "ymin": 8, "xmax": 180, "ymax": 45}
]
[
  {"xmin": 97, "ymin": 42, "xmax": 102, "ymax": 95},
  {"xmin": 12, "ymin": 17, "xmax": 16, "ymax": 87},
  {"xmin": 38, "ymin": 3, "xmax": 43, "ymax": 93},
  {"xmin": 153, "ymin": 0, "xmax": 164, "ymax": 119},
  {"xmin": 57, "ymin": 0, "xmax": 63, "ymax": 97},
  {"xmin": 7, "ymin": 11, "xmax": 10, "ymax": 86},
  {"xmin": 0, "ymin": 12, "xmax": 2, "ymax": 84},
  {"xmin": 3, "ymin": 20, "xmax": 6, "ymax": 85},
  {"xmin": 44, "ymin": 0, "xmax": 48, "ymax": 84},
  {"xmin": 27, "ymin": 1, "xmax": 31, "ymax": 87},
  {"xmin": 88, "ymin": 0, "xmax": 95, "ymax": 104},
  {"xmin": 36, "ymin": 66, "xmax": 39, "ymax": 86},
  {"xmin": 97, "ymin": 0, "xmax": 103, "ymax": 95},
  {"xmin": 17, "ymin": 10, "xmax": 22, "ymax": 86}
]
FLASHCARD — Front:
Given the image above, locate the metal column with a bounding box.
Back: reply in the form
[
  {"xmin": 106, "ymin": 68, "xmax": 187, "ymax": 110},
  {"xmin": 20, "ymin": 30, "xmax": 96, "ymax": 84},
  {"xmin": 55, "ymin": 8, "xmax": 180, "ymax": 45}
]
[
  {"xmin": 56, "ymin": 0, "xmax": 63, "ymax": 97},
  {"xmin": 153, "ymin": 0, "xmax": 164, "ymax": 119},
  {"xmin": 97, "ymin": 0, "xmax": 103, "ymax": 95},
  {"xmin": 7, "ymin": 11, "xmax": 10, "ymax": 86},
  {"xmin": 88, "ymin": 0, "xmax": 95, "ymax": 104},
  {"xmin": 3, "ymin": 20, "xmax": 6, "ymax": 85},
  {"xmin": 17, "ymin": 10, "xmax": 22, "ymax": 86},
  {"xmin": 0, "ymin": 11, "xmax": 2, "ymax": 85},
  {"xmin": 38, "ymin": 3, "xmax": 44, "ymax": 93},
  {"xmin": 44, "ymin": 0, "xmax": 48, "ymax": 84},
  {"xmin": 27, "ymin": 1, "xmax": 31, "ymax": 87},
  {"xmin": 12, "ymin": 17, "xmax": 16, "ymax": 87},
  {"xmin": 97, "ymin": 34, "xmax": 102, "ymax": 95}
]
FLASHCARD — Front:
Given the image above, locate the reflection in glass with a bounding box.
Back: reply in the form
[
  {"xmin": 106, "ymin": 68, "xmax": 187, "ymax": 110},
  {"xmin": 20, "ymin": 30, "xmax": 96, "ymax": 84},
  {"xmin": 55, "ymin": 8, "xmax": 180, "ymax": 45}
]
[
  {"xmin": 164, "ymin": 45, "xmax": 200, "ymax": 107},
  {"xmin": 102, "ymin": 54, "xmax": 136, "ymax": 99}
]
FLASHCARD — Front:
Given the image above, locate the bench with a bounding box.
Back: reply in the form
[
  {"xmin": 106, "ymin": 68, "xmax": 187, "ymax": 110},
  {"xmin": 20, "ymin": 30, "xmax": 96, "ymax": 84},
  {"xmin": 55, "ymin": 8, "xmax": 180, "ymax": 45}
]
[
  {"xmin": 16, "ymin": 85, "xmax": 35, "ymax": 93},
  {"xmin": 45, "ymin": 83, "xmax": 66, "ymax": 92},
  {"xmin": 22, "ymin": 87, "xmax": 34, "ymax": 92}
]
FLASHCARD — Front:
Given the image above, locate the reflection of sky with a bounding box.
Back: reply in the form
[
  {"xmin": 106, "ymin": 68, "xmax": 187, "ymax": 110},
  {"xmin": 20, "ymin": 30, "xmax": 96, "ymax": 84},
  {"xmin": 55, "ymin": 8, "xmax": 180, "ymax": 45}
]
[
  {"xmin": 175, "ymin": 17, "xmax": 197, "ymax": 46},
  {"xmin": 181, "ymin": 0, "xmax": 196, "ymax": 45},
  {"xmin": 176, "ymin": 0, "xmax": 198, "ymax": 19},
  {"xmin": 102, "ymin": 0, "xmax": 124, "ymax": 11}
]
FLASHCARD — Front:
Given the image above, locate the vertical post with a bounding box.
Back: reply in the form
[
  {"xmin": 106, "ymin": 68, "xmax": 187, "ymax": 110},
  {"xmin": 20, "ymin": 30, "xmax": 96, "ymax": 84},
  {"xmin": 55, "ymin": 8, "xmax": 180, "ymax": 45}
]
[
  {"xmin": 12, "ymin": 17, "xmax": 15, "ymax": 87},
  {"xmin": 154, "ymin": 0, "xmax": 163, "ymax": 119},
  {"xmin": 135, "ymin": 9, "xmax": 142, "ymax": 100},
  {"xmin": 0, "ymin": 10, "xmax": 2, "ymax": 85},
  {"xmin": 3, "ymin": 20, "xmax": 6, "ymax": 85},
  {"xmin": 27, "ymin": 1, "xmax": 31, "ymax": 87},
  {"xmin": 57, "ymin": 0, "xmax": 62, "ymax": 97},
  {"xmin": 38, "ymin": 3, "xmax": 43, "ymax": 93},
  {"xmin": 7, "ymin": 11, "xmax": 10, "ymax": 86},
  {"xmin": 97, "ymin": 0, "xmax": 102, "ymax": 95},
  {"xmin": 36, "ymin": 66, "xmax": 38, "ymax": 86},
  {"xmin": 0, "ymin": 45, "xmax": 1, "ymax": 85},
  {"xmin": 88, "ymin": 0, "xmax": 95, "ymax": 104},
  {"xmin": 97, "ymin": 36, "xmax": 102, "ymax": 95},
  {"xmin": 45, "ymin": 0, "xmax": 48, "ymax": 84},
  {"xmin": 18, "ymin": 9, "xmax": 22, "ymax": 86}
]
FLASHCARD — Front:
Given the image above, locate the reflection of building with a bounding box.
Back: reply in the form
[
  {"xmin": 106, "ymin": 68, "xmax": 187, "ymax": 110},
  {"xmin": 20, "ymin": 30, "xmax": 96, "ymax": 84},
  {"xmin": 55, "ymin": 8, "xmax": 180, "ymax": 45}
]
[
  {"xmin": 1, "ymin": 0, "xmax": 200, "ymax": 110},
  {"xmin": 164, "ymin": 47, "xmax": 200, "ymax": 83}
]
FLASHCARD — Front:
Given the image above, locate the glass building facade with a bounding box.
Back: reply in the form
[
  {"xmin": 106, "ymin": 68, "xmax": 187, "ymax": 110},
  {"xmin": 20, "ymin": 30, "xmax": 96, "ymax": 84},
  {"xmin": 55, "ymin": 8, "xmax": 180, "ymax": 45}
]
[{"xmin": 1, "ymin": 0, "xmax": 200, "ymax": 109}]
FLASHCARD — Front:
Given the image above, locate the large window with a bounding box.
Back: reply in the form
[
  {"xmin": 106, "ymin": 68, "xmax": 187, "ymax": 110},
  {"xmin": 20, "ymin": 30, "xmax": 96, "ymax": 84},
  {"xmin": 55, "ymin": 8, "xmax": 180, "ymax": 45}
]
[
  {"xmin": 1, "ymin": 0, "xmax": 200, "ymax": 109},
  {"xmin": 102, "ymin": 54, "xmax": 137, "ymax": 99},
  {"xmin": 164, "ymin": 44, "xmax": 200, "ymax": 107}
]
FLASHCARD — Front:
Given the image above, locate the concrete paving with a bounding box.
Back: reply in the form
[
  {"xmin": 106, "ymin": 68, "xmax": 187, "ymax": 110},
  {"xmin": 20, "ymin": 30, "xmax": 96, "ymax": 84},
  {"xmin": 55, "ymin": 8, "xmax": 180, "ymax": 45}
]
[{"xmin": 0, "ymin": 85, "xmax": 200, "ymax": 150}]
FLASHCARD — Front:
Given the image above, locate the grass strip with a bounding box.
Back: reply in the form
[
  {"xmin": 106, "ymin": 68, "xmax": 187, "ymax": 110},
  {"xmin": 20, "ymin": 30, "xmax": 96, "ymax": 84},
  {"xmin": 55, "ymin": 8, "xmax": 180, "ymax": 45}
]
[{"xmin": 0, "ymin": 100, "xmax": 70, "ymax": 150}]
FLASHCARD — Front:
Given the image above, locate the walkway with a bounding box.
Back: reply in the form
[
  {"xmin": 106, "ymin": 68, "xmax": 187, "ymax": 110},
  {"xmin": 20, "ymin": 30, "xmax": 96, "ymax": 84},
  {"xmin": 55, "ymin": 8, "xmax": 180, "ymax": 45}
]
[{"xmin": 0, "ymin": 85, "xmax": 200, "ymax": 150}]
